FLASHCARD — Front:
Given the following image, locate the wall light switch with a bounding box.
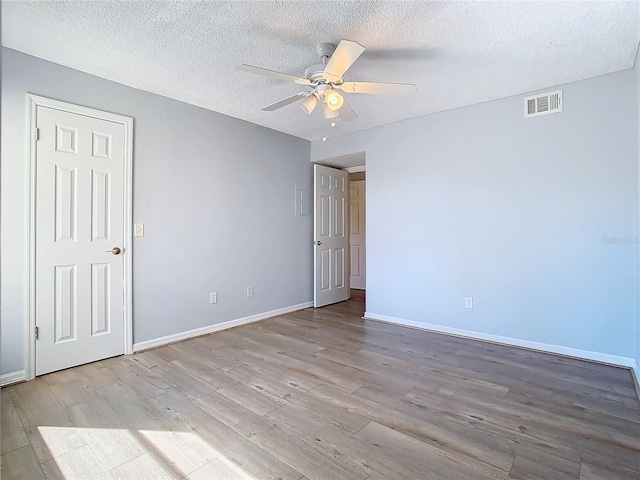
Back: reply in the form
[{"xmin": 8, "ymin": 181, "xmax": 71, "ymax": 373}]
[
  {"xmin": 210, "ymin": 292, "xmax": 217, "ymax": 304},
  {"xmin": 246, "ymin": 286, "xmax": 254, "ymax": 298},
  {"xmin": 465, "ymin": 297, "xmax": 473, "ymax": 309},
  {"xmin": 134, "ymin": 223, "xmax": 144, "ymax": 237}
]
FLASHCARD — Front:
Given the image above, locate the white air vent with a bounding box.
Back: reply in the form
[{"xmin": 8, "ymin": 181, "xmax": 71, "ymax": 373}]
[{"xmin": 524, "ymin": 90, "xmax": 562, "ymax": 118}]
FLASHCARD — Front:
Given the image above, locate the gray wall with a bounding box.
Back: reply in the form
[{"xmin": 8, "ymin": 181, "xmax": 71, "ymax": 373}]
[
  {"xmin": 1, "ymin": 48, "xmax": 313, "ymax": 375},
  {"xmin": 313, "ymin": 68, "xmax": 639, "ymax": 359},
  {"xmin": 636, "ymin": 46, "xmax": 640, "ymax": 371}
]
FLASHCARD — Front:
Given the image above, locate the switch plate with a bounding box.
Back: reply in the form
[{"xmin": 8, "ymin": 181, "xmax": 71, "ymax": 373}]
[
  {"xmin": 465, "ymin": 297, "xmax": 473, "ymax": 309},
  {"xmin": 246, "ymin": 286, "xmax": 254, "ymax": 298},
  {"xmin": 295, "ymin": 185, "xmax": 311, "ymax": 217},
  {"xmin": 134, "ymin": 223, "xmax": 144, "ymax": 237},
  {"xmin": 210, "ymin": 292, "xmax": 217, "ymax": 304}
]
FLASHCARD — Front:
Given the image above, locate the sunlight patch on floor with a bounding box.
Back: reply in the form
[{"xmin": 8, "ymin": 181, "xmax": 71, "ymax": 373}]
[
  {"xmin": 139, "ymin": 430, "xmax": 251, "ymax": 479},
  {"xmin": 37, "ymin": 426, "xmax": 251, "ymax": 479}
]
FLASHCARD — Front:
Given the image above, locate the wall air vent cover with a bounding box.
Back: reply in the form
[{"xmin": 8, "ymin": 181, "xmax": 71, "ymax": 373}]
[{"xmin": 524, "ymin": 90, "xmax": 562, "ymax": 118}]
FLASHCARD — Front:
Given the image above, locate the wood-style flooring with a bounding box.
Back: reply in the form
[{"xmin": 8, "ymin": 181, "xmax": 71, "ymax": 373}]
[{"xmin": 2, "ymin": 290, "xmax": 639, "ymax": 479}]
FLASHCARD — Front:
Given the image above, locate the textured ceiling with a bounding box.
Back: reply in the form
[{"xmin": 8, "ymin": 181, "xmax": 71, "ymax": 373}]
[{"xmin": 2, "ymin": 1, "xmax": 639, "ymax": 141}]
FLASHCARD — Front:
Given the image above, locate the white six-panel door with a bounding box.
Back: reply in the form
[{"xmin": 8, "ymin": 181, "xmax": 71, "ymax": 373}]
[
  {"xmin": 349, "ymin": 179, "xmax": 366, "ymax": 290},
  {"xmin": 314, "ymin": 164, "xmax": 350, "ymax": 307},
  {"xmin": 35, "ymin": 105, "xmax": 126, "ymax": 375}
]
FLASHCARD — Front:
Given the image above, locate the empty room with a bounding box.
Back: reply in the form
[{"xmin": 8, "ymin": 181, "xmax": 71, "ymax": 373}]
[{"xmin": 1, "ymin": 1, "xmax": 639, "ymax": 479}]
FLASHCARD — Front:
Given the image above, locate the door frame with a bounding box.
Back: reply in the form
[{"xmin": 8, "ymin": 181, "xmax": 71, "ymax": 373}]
[{"xmin": 25, "ymin": 94, "xmax": 134, "ymax": 380}]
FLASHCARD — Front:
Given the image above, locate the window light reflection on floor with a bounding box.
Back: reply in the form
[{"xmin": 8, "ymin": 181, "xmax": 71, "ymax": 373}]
[{"xmin": 37, "ymin": 426, "xmax": 251, "ymax": 479}]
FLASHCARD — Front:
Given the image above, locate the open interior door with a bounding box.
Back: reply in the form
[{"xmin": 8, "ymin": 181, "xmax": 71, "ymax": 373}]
[{"xmin": 314, "ymin": 164, "xmax": 350, "ymax": 307}]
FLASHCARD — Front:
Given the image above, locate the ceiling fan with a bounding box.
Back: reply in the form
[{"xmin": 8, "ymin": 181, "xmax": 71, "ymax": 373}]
[{"xmin": 236, "ymin": 40, "xmax": 417, "ymax": 122}]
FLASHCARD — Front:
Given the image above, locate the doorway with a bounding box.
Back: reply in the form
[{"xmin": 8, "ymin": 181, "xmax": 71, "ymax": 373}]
[
  {"xmin": 27, "ymin": 95, "xmax": 133, "ymax": 379},
  {"xmin": 314, "ymin": 156, "xmax": 366, "ymax": 313},
  {"xmin": 349, "ymin": 170, "xmax": 366, "ymax": 290}
]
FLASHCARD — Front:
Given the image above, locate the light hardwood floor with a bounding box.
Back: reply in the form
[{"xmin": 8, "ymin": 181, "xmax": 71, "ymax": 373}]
[{"xmin": 2, "ymin": 290, "xmax": 639, "ymax": 479}]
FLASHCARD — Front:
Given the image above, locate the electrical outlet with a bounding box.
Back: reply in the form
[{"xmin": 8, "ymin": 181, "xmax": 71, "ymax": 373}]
[
  {"xmin": 246, "ymin": 286, "xmax": 254, "ymax": 298},
  {"xmin": 465, "ymin": 297, "xmax": 473, "ymax": 309},
  {"xmin": 210, "ymin": 292, "xmax": 217, "ymax": 304},
  {"xmin": 134, "ymin": 223, "xmax": 144, "ymax": 237}
]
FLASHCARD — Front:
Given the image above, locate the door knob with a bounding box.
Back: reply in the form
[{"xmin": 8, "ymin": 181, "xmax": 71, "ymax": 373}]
[
  {"xmin": 315, "ymin": 241, "xmax": 323, "ymax": 246},
  {"xmin": 107, "ymin": 247, "xmax": 122, "ymax": 255}
]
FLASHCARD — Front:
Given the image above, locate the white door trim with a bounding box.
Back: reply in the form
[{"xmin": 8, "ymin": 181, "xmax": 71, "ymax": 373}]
[
  {"xmin": 26, "ymin": 94, "xmax": 134, "ymax": 380},
  {"xmin": 345, "ymin": 164, "xmax": 366, "ymax": 173}
]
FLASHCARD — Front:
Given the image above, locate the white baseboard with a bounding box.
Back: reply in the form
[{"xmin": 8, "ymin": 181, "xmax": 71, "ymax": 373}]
[
  {"xmin": 133, "ymin": 301, "xmax": 313, "ymax": 353},
  {"xmin": 631, "ymin": 361, "xmax": 640, "ymax": 400},
  {"xmin": 364, "ymin": 311, "xmax": 637, "ymax": 369},
  {"xmin": 1, "ymin": 370, "xmax": 26, "ymax": 387}
]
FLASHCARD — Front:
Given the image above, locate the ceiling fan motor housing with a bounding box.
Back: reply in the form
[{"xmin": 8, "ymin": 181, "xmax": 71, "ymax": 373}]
[
  {"xmin": 305, "ymin": 43, "xmax": 339, "ymax": 83},
  {"xmin": 305, "ymin": 64, "xmax": 327, "ymax": 83}
]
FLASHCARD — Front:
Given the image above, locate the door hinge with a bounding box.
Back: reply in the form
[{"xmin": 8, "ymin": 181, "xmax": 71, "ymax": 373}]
[
  {"xmin": 34, "ymin": 326, "xmax": 39, "ymax": 340},
  {"xmin": 34, "ymin": 128, "xmax": 40, "ymax": 142}
]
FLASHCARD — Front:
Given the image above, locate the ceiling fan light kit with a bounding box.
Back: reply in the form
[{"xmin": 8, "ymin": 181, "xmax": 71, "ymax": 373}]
[
  {"xmin": 325, "ymin": 90, "xmax": 344, "ymax": 111},
  {"xmin": 237, "ymin": 40, "xmax": 417, "ymax": 123},
  {"xmin": 299, "ymin": 93, "xmax": 319, "ymax": 114},
  {"xmin": 323, "ymin": 103, "xmax": 340, "ymax": 119}
]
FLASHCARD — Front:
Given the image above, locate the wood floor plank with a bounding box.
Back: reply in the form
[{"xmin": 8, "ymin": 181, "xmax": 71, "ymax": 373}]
[
  {"xmin": 505, "ymin": 389, "xmax": 640, "ymax": 439},
  {"xmin": 508, "ymin": 447, "xmax": 580, "ymax": 480},
  {"xmin": 193, "ymin": 391, "xmax": 366, "ymax": 480},
  {"xmin": 453, "ymin": 347, "xmax": 638, "ymax": 399},
  {"xmin": 137, "ymin": 429, "xmax": 218, "ymax": 477},
  {"xmin": 95, "ymin": 381, "xmax": 181, "ymax": 432},
  {"xmin": 266, "ymin": 404, "xmax": 468, "ymax": 480},
  {"xmin": 284, "ymin": 349, "xmax": 414, "ymax": 395},
  {"xmin": 168, "ymin": 337, "xmax": 242, "ymax": 373},
  {"xmin": 355, "ymin": 420, "xmax": 506, "ymax": 480},
  {"xmin": 1, "ymin": 390, "xmax": 30, "ymax": 455},
  {"xmin": 109, "ymin": 451, "xmax": 177, "ymax": 479},
  {"xmin": 579, "ymin": 458, "xmax": 640, "ymax": 480},
  {"xmin": 39, "ymin": 456, "xmax": 67, "ymax": 480},
  {"xmin": 149, "ymin": 390, "xmax": 305, "ymax": 480},
  {"xmin": 0, "ymin": 444, "xmax": 46, "ymax": 480},
  {"xmin": 185, "ymin": 458, "xmax": 248, "ymax": 480},
  {"xmin": 408, "ymin": 385, "xmax": 639, "ymax": 456},
  {"xmin": 215, "ymin": 379, "xmax": 284, "ymax": 417},
  {"xmin": 309, "ymin": 383, "xmax": 515, "ymax": 473},
  {"xmin": 7, "ymin": 379, "xmax": 78, "ymax": 464},
  {"xmin": 238, "ymin": 343, "xmax": 364, "ymax": 392},
  {"xmin": 386, "ymin": 346, "xmax": 640, "ymax": 422},
  {"xmin": 359, "ymin": 348, "xmax": 509, "ymax": 397},
  {"xmin": 49, "ymin": 379, "xmax": 128, "ymax": 429}
]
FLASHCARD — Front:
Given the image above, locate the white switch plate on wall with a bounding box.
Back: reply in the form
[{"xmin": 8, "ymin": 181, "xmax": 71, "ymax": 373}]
[
  {"xmin": 465, "ymin": 297, "xmax": 473, "ymax": 309},
  {"xmin": 210, "ymin": 292, "xmax": 217, "ymax": 304},
  {"xmin": 134, "ymin": 223, "xmax": 144, "ymax": 237},
  {"xmin": 246, "ymin": 286, "xmax": 254, "ymax": 298},
  {"xmin": 295, "ymin": 185, "xmax": 311, "ymax": 217}
]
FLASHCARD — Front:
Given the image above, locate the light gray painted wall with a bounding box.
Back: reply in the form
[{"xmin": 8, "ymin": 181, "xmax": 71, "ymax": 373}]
[
  {"xmin": 635, "ymin": 45, "xmax": 640, "ymax": 371},
  {"xmin": 312, "ymin": 68, "xmax": 639, "ymax": 359},
  {"xmin": 1, "ymin": 48, "xmax": 313, "ymax": 375}
]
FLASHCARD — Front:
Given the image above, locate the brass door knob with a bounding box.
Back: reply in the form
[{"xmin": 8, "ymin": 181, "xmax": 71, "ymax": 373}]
[{"xmin": 107, "ymin": 247, "xmax": 122, "ymax": 255}]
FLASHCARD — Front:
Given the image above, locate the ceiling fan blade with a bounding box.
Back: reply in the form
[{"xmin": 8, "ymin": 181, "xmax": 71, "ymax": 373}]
[
  {"xmin": 237, "ymin": 64, "xmax": 311, "ymax": 85},
  {"xmin": 336, "ymin": 81, "xmax": 417, "ymax": 96},
  {"xmin": 262, "ymin": 93, "xmax": 306, "ymax": 112},
  {"xmin": 338, "ymin": 97, "xmax": 357, "ymax": 122},
  {"xmin": 323, "ymin": 40, "xmax": 365, "ymax": 82}
]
